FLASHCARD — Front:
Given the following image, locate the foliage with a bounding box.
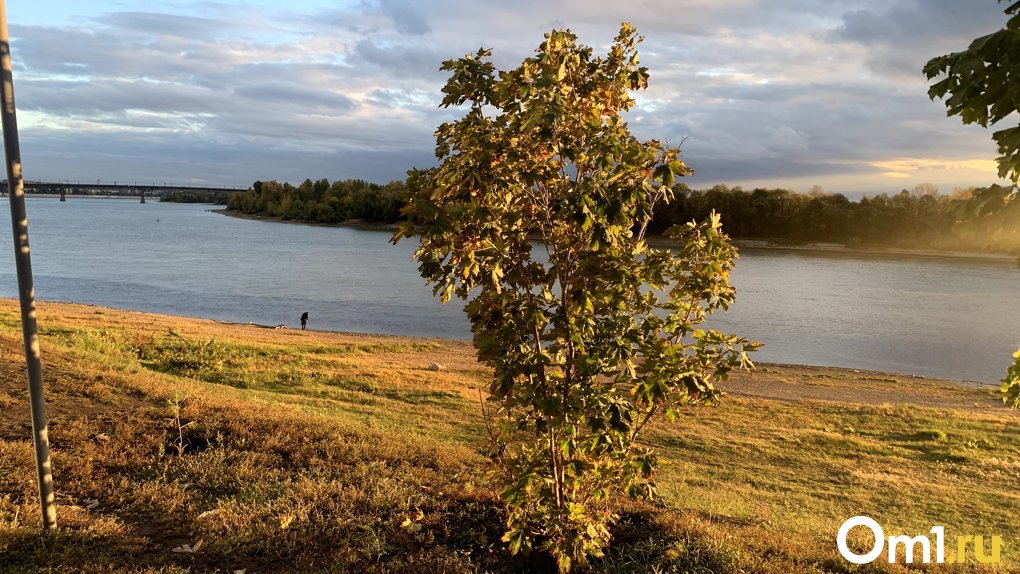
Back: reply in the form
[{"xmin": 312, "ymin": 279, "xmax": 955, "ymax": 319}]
[
  {"xmin": 950, "ymin": 184, "xmax": 1020, "ymax": 252},
  {"xmin": 1003, "ymin": 350, "xmax": 1020, "ymax": 408},
  {"xmin": 394, "ymin": 24, "xmax": 758, "ymax": 571},
  {"xmin": 227, "ymin": 178, "xmax": 408, "ymax": 224},
  {"xmin": 159, "ymin": 190, "xmax": 229, "ymax": 204},
  {"xmin": 649, "ymin": 183, "xmax": 1020, "ymax": 252},
  {"xmin": 136, "ymin": 332, "xmax": 231, "ymax": 377},
  {"xmin": 924, "ymin": 0, "xmax": 1020, "ymax": 185}
]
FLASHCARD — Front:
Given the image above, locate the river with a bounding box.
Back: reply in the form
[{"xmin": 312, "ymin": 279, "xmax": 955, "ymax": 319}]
[{"xmin": 0, "ymin": 199, "xmax": 1016, "ymax": 384}]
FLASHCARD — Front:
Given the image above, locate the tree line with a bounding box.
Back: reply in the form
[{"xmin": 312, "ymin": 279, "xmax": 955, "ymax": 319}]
[
  {"xmin": 227, "ymin": 178, "xmax": 408, "ymax": 224},
  {"xmin": 160, "ymin": 190, "xmax": 230, "ymax": 204},
  {"xmin": 648, "ymin": 183, "xmax": 1018, "ymax": 253},
  {"xmin": 225, "ymin": 177, "xmax": 1018, "ymax": 253}
]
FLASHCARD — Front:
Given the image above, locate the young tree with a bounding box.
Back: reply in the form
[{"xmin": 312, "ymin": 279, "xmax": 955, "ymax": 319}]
[
  {"xmin": 925, "ymin": 0, "xmax": 1020, "ymax": 407},
  {"xmin": 1004, "ymin": 351, "xmax": 1020, "ymax": 408},
  {"xmin": 393, "ymin": 24, "xmax": 758, "ymax": 571}
]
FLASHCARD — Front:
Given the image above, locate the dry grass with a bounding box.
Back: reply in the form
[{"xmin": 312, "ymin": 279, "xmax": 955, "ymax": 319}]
[{"xmin": 0, "ymin": 300, "xmax": 1017, "ymax": 573}]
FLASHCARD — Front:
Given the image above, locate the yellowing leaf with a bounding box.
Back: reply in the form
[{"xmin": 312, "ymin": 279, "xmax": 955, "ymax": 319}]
[{"xmin": 400, "ymin": 518, "xmax": 423, "ymax": 534}]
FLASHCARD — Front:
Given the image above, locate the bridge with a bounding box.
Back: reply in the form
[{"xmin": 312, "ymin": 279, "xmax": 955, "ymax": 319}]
[{"xmin": 3, "ymin": 181, "xmax": 249, "ymax": 200}]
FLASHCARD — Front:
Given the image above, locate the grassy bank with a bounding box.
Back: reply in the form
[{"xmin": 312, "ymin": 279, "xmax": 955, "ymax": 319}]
[{"xmin": 0, "ymin": 301, "xmax": 1017, "ymax": 573}]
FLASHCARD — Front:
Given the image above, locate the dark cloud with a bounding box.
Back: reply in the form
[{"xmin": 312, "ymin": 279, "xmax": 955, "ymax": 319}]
[
  {"xmin": 233, "ymin": 83, "xmax": 357, "ymax": 111},
  {"xmin": 834, "ymin": 0, "xmax": 1003, "ymax": 45},
  {"xmin": 831, "ymin": 0, "xmax": 1008, "ymax": 77},
  {"xmin": 378, "ymin": 0, "xmax": 431, "ymax": 35},
  {"xmin": 351, "ymin": 39, "xmax": 446, "ymax": 78},
  {"xmin": 19, "ymin": 130, "xmax": 434, "ymax": 187},
  {"xmin": 18, "ymin": 78, "xmax": 221, "ymax": 115},
  {"xmin": 96, "ymin": 12, "xmax": 225, "ymax": 38}
]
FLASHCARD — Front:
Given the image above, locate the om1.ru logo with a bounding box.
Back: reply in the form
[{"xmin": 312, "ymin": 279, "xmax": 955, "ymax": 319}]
[{"xmin": 837, "ymin": 516, "xmax": 1002, "ymax": 564}]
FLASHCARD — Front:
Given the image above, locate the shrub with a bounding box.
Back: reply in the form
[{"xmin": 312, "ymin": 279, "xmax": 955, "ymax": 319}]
[{"xmin": 395, "ymin": 23, "xmax": 758, "ymax": 571}]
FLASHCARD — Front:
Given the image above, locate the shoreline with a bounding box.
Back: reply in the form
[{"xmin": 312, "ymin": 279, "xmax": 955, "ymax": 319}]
[
  {"xmin": 19, "ymin": 298, "xmax": 1006, "ymax": 399},
  {"xmin": 731, "ymin": 239, "xmax": 1017, "ymax": 263},
  {"xmin": 214, "ymin": 208, "xmax": 1017, "ymax": 263},
  {"xmin": 202, "ymin": 315, "xmax": 1002, "ymax": 392},
  {"xmin": 211, "ymin": 208, "xmax": 400, "ymax": 232}
]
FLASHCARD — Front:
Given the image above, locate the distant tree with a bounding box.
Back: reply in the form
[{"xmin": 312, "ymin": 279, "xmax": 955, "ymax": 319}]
[
  {"xmin": 226, "ymin": 179, "xmax": 409, "ymax": 224},
  {"xmin": 161, "ymin": 190, "xmax": 229, "ymax": 204},
  {"xmin": 394, "ymin": 24, "xmax": 758, "ymax": 571}
]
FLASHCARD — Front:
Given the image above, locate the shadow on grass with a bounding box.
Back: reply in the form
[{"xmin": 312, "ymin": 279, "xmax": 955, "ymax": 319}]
[{"xmin": 1, "ymin": 495, "xmax": 749, "ymax": 574}]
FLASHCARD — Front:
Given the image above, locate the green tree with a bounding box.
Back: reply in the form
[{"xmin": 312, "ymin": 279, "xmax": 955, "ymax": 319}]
[
  {"xmin": 924, "ymin": 0, "xmax": 1020, "ymax": 185},
  {"xmin": 393, "ymin": 24, "xmax": 758, "ymax": 571},
  {"xmin": 925, "ymin": 0, "xmax": 1020, "ymax": 407}
]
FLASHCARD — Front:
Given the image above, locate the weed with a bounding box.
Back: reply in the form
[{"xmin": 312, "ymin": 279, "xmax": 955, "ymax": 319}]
[{"xmin": 166, "ymin": 394, "xmax": 197, "ymax": 458}]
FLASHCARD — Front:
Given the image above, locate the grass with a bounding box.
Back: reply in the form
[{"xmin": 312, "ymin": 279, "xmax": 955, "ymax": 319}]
[{"xmin": 0, "ymin": 300, "xmax": 1017, "ymax": 573}]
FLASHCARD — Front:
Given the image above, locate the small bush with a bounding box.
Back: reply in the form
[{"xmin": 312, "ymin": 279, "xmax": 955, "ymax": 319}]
[
  {"xmin": 137, "ymin": 335, "xmax": 230, "ymax": 377},
  {"xmin": 911, "ymin": 429, "xmax": 948, "ymax": 442},
  {"xmin": 1002, "ymin": 349, "xmax": 1020, "ymax": 409}
]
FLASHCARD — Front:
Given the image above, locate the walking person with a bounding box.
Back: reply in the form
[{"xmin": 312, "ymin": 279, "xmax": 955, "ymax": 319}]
[{"xmin": 300, "ymin": 312, "xmax": 309, "ymax": 330}]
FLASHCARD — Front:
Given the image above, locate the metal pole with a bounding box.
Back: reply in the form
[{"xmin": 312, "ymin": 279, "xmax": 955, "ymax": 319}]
[{"xmin": 0, "ymin": 0, "xmax": 57, "ymax": 530}]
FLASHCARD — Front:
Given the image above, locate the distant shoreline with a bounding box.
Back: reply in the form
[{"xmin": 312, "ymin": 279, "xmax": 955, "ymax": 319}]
[
  {"xmin": 729, "ymin": 239, "xmax": 1017, "ymax": 263},
  {"xmin": 211, "ymin": 208, "xmax": 399, "ymax": 232},
  {"xmin": 21, "ymin": 193, "xmax": 144, "ymax": 200},
  {"xmin": 213, "ymin": 208, "xmax": 1017, "ymax": 264}
]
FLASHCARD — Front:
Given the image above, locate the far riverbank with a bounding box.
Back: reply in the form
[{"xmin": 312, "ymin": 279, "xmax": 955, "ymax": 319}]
[
  {"xmin": 214, "ymin": 207, "xmax": 1018, "ymax": 264},
  {"xmin": 211, "ymin": 208, "xmax": 400, "ymax": 232}
]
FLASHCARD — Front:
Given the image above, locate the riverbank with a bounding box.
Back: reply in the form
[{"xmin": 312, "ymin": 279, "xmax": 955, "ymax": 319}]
[
  {"xmin": 214, "ymin": 208, "xmax": 1018, "ymax": 263},
  {"xmin": 212, "ymin": 207, "xmax": 400, "ymax": 232},
  {"xmin": 731, "ymin": 239, "xmax": 1018, "ymax": 264},
  {"xmin": 0, "ymin": 300, "xmax": 1015, "ymax": 572}
]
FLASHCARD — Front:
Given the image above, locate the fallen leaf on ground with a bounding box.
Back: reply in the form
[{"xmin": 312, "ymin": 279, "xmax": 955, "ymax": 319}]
[
  {"xmin": 172, "ymin": 539, "xmax": 204, "ymax": 553},
  {"xmin": 400, "ymin": 518, "xmax": 422, "ymax": 534}
]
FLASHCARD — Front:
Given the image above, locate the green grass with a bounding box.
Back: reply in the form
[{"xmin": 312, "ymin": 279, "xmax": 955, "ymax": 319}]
[{"xmin": 0, "ymin": 301, "xmax": 1017, "ymax": 573}]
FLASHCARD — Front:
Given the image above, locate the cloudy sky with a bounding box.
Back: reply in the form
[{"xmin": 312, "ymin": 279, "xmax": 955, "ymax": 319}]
[{"xmin": 5, "ymin": 0, "xmax": 1013, "ymax": 195}]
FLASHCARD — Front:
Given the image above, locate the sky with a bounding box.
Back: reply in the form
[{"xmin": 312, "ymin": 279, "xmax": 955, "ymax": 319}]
[{"xmin": 3, "ymin": 0, "xmax": 1014, "ymax": 195}]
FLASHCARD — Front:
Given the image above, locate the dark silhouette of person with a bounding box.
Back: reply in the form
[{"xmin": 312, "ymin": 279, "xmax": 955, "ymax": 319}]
[{"xmin": 300, "ymin": 312, "xmax": 309, "ymax": 330}]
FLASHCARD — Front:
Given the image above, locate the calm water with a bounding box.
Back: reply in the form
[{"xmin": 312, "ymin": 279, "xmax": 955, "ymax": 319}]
[{"xmin": 0, "ymin": 199, "xmax": 1017, "ymax": 384}]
